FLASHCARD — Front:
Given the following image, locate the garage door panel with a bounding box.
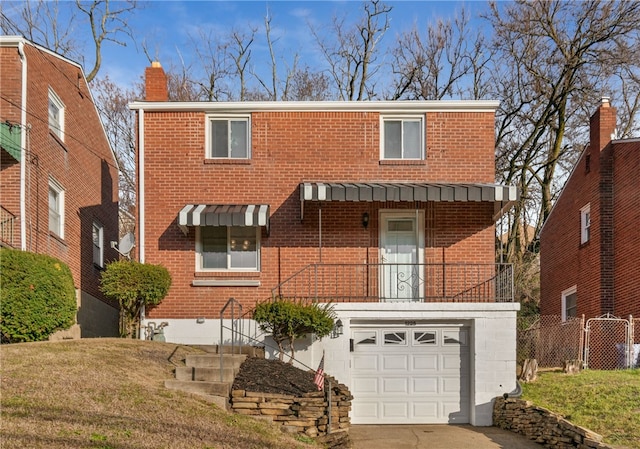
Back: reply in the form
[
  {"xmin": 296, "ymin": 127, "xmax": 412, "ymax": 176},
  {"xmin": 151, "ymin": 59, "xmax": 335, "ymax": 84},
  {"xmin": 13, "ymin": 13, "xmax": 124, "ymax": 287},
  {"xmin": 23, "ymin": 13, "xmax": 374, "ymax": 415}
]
[
  {"xmin": 443, "ymin": 401, "xmax": 469, "ymax": 423},
  {"xmin": 412, "ymin": 402, "xmax": 439, "ymax": 419},
  {"xmin": 441, "ymin": 376, "xmax": 464, "ymax": 394},
  {"xmin": 441, "ymin": 353, "xmax": 465, "ymax": 370},
  {"xmin": 353, "ymin": 354, "xmax": 378, "ymax": 370},
  {"xmin": 352, "ymin": 377, "xmax": 378, "ymax": 394},
  {"xmin": 382, "ymin": 377, "xmax": 408, "ymax": 393},
  {"xmin": 382, "ymin": 354, "xmax": 408, "ymax": 370},
  {"xmin": 382, "ymin": 402, "xmax": 409, "ymax": 419},
  {"xmin": 412, "ymin": 376, "xmax": 438, "ymax": 393},
  {"xmin": 413, "ymin": 354, "xmax": 438, "ymax": 370},
  {"xmin": 353, "ymin": 401, "xmax": 379, "ymax": 419}
]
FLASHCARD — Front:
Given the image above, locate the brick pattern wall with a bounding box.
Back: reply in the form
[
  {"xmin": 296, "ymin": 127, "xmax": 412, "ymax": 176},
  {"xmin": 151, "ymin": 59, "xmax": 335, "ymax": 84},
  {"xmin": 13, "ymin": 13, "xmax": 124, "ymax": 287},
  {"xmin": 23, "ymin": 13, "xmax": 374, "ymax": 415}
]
[
  {"xmin": 541, "ymin": 104, "xmax": 613, "ymax": 318},
  {"xmin": 612, "ymin": 140, "xmax": 640, "ymax": 317},
  {"xmin": 0, "ymin": 42, "xmax": 119, "ymax": 304},
  {"xmin": 541, "ymin": 103, "xmax": 639, "ymax": 320},
  {"xmin": 141, "ymin": 107, "xmax": 499, "ymax": 318}
]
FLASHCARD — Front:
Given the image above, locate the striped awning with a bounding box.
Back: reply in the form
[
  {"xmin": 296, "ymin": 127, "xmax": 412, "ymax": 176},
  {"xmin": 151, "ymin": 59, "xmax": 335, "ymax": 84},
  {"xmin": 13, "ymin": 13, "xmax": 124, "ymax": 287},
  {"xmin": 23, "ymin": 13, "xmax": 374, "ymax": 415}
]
[
  {"xmin": 300, "ymin": 182, "xmax": 518, "ymax": 219},
  {"xmin": 178, "ymin": 204, "xmax": 269, "ymax": 234}
]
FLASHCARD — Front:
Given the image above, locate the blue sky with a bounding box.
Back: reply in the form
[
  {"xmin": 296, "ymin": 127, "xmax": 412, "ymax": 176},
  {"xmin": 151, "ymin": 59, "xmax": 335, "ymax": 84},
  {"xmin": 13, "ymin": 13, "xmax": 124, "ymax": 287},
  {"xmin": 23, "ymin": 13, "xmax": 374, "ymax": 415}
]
[{"xmin": 97, "ymin": 0, "xmax": 490, "ymax": 89}]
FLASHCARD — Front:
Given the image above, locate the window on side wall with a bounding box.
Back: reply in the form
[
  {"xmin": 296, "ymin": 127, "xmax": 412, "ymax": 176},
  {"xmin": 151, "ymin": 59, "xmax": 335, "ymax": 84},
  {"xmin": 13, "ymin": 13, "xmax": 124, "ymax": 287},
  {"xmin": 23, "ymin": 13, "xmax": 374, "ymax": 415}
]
[
  {"xmin": 580, "ymin": 204, "xmax": 591, "ymax": 244},
  {"xmin": 93, "ymin": 222, "xmax": 104, "ymax": 267},
  {"xmin": 197, "ymin": 226, "xmax": 259, "ymax": 271},
  {"xmin": 48, "ymin": 178, "xmax": 65, "ymax": 238},
  {"xmin": 206, "ymin": 116, "xmax": 250, "ymax": 159},
  {"xmin": 561, "ymin": 286, "xmax": 577, "ymax": 321},
  {"xmin": 381, "ymin": 116, "xmax": 424, "ymax": 160},
  {"xmin": 48, "ymin": 88, "xmax": 65, "ymax": 141}
]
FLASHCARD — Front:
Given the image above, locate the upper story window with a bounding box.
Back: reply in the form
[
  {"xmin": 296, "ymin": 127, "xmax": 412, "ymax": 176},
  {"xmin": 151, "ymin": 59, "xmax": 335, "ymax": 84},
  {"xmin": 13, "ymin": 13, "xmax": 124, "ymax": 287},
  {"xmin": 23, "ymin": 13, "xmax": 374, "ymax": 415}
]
[
  {"xmin": 580, "ymin": 204, "xmax": 591, "ymax": 244},
  {"xmin": 93, "ymin": 221, "xmax": 104, "ymax": 267},
  {"xmin": 381, "ymin": 116, "xmax": 424, "ymax": 160},
  {"xmin": 48, "ymin": 177, "xmax": 65, "ymax": 238},
  {"xmin": 206, "ymin": 116, "xmax": 250, "ymax": 159},
  {"xmin": 48, "ymin": 88, "xmax": 65, "ymax": 141},
  {"xmin": 197, "ymin": 226, "xmax": 259, "ymax": 271},
  {"xmin": 562, "ymin": 286, "xmax": 577, "ymax": 321}
]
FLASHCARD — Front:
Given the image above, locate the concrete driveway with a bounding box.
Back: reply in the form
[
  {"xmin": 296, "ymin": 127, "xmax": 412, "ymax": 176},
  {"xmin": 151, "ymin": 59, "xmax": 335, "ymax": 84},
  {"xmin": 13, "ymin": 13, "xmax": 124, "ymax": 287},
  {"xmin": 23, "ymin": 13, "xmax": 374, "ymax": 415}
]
[{"xmin": 350, "ymin": 424, "xmax": 544, "ymax": 449}]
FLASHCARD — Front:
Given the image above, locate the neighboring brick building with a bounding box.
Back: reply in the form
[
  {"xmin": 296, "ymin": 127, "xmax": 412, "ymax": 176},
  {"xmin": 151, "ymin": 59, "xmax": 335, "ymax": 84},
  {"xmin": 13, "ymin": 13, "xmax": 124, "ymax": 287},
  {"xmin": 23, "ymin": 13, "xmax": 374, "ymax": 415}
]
[
  {"xmin": 131, "ymin": 62, "xmax": 519, "ymax": 426},
  {"xmin": 540, "ymin": 98, "xmax": 640, "ymax": 320},
  {"xmin": 0, "ymin": 36, "xmax": 120, "ymax": 337}
]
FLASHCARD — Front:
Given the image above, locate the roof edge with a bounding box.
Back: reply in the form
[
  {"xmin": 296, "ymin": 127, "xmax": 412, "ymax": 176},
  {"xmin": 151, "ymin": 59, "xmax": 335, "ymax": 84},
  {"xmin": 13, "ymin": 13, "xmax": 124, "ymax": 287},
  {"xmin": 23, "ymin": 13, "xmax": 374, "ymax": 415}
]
[{"xmin": 129, "ymin": 100, "xmax": 501, "ymax": 113}]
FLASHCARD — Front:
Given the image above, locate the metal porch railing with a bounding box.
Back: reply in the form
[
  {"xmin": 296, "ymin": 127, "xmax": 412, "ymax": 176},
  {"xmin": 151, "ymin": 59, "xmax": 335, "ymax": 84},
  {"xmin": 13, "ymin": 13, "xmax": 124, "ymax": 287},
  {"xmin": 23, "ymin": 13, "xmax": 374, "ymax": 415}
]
[
  {"xmin": 271, "ymin": 263, "xmax": 514, "ymax": 303},
  {"xmin": 0, "ymin": 206, "xmax": 16, "ymax": 247}
]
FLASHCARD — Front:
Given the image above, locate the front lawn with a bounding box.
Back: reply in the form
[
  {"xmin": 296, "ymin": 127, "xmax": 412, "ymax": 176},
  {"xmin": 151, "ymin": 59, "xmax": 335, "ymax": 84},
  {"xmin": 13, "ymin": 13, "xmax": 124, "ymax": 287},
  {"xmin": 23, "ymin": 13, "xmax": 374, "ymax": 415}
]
[{"xmin": 521, "ymin": 369, "xmax": 640, "ymax": 449}]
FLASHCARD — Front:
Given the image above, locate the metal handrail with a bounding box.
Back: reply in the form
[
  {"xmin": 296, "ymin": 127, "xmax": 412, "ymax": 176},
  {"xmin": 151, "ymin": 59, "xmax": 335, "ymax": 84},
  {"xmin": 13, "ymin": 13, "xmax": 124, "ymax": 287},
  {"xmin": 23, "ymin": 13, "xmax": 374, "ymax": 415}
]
[
  {"xmin": 219, "ymin": 297, "xmax": 243, "ymax": 382},
  {"xmin": 272, "ymin": 262, "xmax": 514, "ymax": 303}
]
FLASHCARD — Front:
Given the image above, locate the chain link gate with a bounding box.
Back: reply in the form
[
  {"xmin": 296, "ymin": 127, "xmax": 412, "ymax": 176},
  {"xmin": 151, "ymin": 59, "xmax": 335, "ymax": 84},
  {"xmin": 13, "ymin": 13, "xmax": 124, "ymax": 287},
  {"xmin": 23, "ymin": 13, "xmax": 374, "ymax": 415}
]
[{"xmin": 584, "ymin": 314, "xmax": 637, "ymax": 370}]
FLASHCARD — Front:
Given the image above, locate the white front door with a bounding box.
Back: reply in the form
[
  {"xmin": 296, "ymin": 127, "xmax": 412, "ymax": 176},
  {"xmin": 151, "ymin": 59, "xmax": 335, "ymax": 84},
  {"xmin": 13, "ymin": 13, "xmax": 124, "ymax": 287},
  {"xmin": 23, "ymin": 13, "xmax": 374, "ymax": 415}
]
[{"xmin": 380, "ymin": 211, "xmax": 424, "ymax": 301}]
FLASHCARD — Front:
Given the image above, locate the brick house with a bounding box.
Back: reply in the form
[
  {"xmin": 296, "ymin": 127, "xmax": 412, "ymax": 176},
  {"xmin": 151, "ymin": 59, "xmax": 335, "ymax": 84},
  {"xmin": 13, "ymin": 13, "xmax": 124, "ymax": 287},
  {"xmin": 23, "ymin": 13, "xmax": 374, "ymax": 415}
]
[
  {"xmin": 0, "ymin": 36, "xmax": 120, "ymax": 337},
  {"xmin": 540, "ymin": 98, "xmax": 640, "ymax": 321},
  {"xmin": 131, "ymin": 62, "xmax": 520, "ymax": 426}
]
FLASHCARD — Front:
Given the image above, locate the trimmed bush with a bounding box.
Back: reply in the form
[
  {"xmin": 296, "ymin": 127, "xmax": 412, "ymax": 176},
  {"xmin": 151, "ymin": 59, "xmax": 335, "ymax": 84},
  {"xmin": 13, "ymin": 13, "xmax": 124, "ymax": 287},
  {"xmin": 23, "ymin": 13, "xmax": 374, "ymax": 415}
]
[
  {"xmin": 253, "ymin": 299, "xmax": 335, "ymax": 362},
  {"xmin": 0, "ymin": 248, "xmax": 76, "ymax": 343},
  {"xmin": 100, "ymin": 260, "xmax": 171, "ymax": 338}
]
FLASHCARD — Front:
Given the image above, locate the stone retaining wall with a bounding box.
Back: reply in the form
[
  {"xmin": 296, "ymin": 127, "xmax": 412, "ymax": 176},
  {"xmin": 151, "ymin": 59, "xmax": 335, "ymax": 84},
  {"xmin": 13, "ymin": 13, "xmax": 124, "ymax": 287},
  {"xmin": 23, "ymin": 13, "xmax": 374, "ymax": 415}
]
[
  {"xmin": 493, "ymin": 397, "xmax": 616, "ymax": 449},
  {"xmin": 231, "ymin": 380, "xmax": 352, "ymax": 446}
]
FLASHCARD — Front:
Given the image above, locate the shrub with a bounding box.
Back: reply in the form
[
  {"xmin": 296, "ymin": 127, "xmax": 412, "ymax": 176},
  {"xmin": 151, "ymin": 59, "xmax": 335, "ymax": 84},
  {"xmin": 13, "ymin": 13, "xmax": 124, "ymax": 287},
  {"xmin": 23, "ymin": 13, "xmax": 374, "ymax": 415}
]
[
  {"xmin": 253, "ymin": 299, "xmax": 335, "ymax": 362},
  {"xmin": 100, "ymin": 260, "xmax": 171, "ymax": 338},
  {"xmin": 0, "ymin": 248, "xmax": 76, "ymax": 343}
]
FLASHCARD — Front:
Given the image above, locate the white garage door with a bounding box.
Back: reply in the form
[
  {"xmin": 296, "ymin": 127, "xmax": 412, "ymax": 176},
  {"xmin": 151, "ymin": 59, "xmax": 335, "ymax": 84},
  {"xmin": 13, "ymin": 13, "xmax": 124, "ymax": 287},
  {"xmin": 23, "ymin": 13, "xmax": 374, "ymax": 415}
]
[{"xmin": 351, "ymin": 325, "xmax": 470, "ymax": 424}]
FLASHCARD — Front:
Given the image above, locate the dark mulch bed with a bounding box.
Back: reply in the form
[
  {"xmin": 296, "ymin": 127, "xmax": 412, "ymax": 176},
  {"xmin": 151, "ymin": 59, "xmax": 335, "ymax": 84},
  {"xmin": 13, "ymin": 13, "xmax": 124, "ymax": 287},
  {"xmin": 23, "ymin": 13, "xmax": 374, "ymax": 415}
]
[{"xmin": 232, "ymin": 357, "xmax": 321, "ymax": 396}]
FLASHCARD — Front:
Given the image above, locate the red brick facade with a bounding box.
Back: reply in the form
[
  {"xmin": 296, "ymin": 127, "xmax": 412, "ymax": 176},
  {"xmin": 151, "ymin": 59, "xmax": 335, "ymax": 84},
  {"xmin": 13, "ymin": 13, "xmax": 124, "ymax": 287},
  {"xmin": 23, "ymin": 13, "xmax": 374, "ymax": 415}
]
[
  {"xmin": 540, "ymin": 99, "xmax": 640, "ymax": 319},
  {"xmin": 0, "ymin": 38, "xmax": 119, "ymax": 334},
  {"xmin": 135, "ymin": 64, "xmax": 507, "ymax": 319}
]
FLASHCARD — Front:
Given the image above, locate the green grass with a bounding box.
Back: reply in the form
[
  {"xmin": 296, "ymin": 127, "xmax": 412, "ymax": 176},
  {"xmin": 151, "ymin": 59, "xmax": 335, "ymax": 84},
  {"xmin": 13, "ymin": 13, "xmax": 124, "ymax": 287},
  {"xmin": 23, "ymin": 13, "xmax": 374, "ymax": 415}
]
[
  {"xmin": 522, "ymin": 369, "xmax": 640, "ymax": 449},
  {"xmin": 0, "ymin": 339, "xmax": 317, "ymax": 449}
]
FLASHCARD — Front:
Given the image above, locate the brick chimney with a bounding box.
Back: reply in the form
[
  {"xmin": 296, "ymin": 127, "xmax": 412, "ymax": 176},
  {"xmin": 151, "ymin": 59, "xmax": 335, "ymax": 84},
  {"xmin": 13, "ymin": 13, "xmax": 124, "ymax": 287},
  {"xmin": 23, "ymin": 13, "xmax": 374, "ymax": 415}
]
[
  {"xmin": 589, "ymin": 97, "xmax": 617, "ymax": 154},
  {"xmin": 145, "ymin": 61, "xmax": 168, "ymax": 101}
]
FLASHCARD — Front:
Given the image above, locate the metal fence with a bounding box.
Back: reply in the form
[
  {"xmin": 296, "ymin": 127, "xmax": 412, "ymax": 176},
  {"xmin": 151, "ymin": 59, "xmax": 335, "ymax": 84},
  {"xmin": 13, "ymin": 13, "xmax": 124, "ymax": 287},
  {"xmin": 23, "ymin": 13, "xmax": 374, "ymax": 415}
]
[
  {"xmin": 272, "ymin": 263, "xmax": 514, "ymax": 303},
  {"xmin": 517, "ymin": 314, "xmax": 638, "ymax": 370}
]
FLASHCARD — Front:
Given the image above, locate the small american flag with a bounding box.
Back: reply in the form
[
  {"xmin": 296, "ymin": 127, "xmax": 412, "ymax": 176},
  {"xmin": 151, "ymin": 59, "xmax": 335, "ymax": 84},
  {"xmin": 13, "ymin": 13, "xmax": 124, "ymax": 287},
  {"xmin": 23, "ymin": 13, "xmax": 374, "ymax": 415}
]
[{"xmin": 313, "ymin": 352, "xmax": 325, "ymax": 391}]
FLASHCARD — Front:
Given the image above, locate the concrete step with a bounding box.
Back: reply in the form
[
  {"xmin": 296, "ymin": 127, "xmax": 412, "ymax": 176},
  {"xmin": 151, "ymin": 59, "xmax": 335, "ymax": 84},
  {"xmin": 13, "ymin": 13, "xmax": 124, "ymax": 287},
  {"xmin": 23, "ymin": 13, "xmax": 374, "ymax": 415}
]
[
  {"xmin": 175, "ymin": 366, "xmax": 237, "ymax": 383},
  {"xmin": 165, "ymin": 379, "xmax": 231, "ymax": 397},
  {"xmin": 191, "ymin": 344, "xmax": 265, "ymax": 358},
  {"xmin": 185, "ymin": 353, "xmax": 246, "ymax": 369}
]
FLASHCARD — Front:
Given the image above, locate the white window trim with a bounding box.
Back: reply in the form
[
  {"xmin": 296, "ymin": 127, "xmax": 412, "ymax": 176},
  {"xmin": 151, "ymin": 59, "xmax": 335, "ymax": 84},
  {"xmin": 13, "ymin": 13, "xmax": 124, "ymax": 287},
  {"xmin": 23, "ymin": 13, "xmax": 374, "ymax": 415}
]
[
  {"xmin": 379, "ymin": 115, "xmax": 425, "ymax": 160},
  {"xmin": 205, "ymin": 114, "xmax": 251, "ymax": 159},
  {"xmin": 48, "ymin": 177, "xmax": 65, "ymax": 238},
  {"xmin": 561, "ymin": 285, "xmax": 577, "ymax": 322},
  {"xmin": 93, "ymin": 221, "xmax": 104, "ymax": 267},
  {"xmin": 195, "ymin": 226, "xmax": 260, "ymax": 272},
  {"xmin": 48, "ymin": 87, "xmax": 65, "ymax": 141},
  {"xmin": 580, "ymin": 203, "xmax": 591, "ymax": 244}
]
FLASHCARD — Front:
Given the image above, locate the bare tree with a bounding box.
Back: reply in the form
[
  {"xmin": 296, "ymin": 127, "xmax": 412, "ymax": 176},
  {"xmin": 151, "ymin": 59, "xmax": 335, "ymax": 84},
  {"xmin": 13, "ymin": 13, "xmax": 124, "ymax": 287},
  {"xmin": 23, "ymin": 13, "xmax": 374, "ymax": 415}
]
[
  {"xmin": 91, "ymin": 75, "xmax": 139, "ymax": 236},
  {"xmin": 311, "ymin": 0, "xmax": 392, "ymax": 101},
  {"xmin": 75, "ymin": 0, "xmax": 138, "ymax": 82},
  {"xmin": 229, "ymin": 27, "xmax": 256, "ymax": 101},
  {"xmin": 489, "ymin": 0, "xmax": 640, "ymax": 264},
  {"xmin": 389, "ymin": 8, "xmax": 492, "ymax": 100},
  {"xmin": 289, "ymin": 67, "xmax": 332, "ymax": 101},
  {"xmin": 1, "ymin": 0, "xmax": 79, "ymax": 57},
  {"xmin": 1, "ymin": 0, "xmax": 138, "ymax": 82},
  {"xmin": 252, "ymin": 11, "xmax": 299, "ymax": 101}
]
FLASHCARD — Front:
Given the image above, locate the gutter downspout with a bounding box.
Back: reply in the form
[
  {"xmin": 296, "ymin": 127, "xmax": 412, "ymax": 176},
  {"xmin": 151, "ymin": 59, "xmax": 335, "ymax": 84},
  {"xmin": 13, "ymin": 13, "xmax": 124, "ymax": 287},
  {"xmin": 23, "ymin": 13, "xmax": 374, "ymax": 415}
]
[
  {"xmin": 137, "ymin": 108, "xmax": 145, "ymax": 338},
  {"xmin": 18, "ymin": 41, "xmax": 27, "ymax": 251},
  {"xmin": 138, "ymin": 108, "xmax": 145, "ymax": 263}
]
